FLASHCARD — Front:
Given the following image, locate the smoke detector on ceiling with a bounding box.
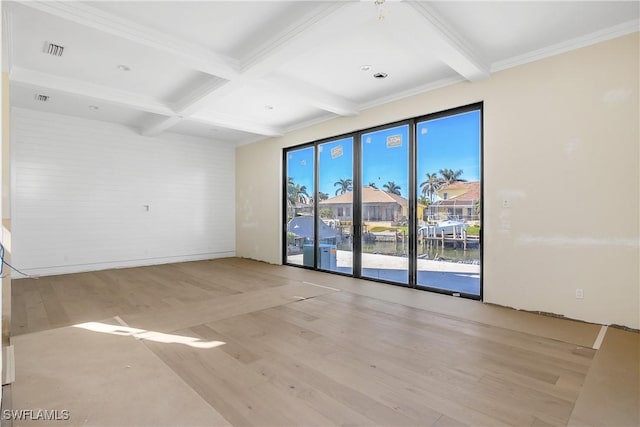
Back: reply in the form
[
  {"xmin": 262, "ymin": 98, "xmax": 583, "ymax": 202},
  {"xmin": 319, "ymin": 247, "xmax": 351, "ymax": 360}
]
[
  {"xmin": 34, "ymin": 94, "xmax": 50, "ymax": 102},
  {"xmin": 43, "ymin": 41, "xmax": 64, "ymax": 57}
]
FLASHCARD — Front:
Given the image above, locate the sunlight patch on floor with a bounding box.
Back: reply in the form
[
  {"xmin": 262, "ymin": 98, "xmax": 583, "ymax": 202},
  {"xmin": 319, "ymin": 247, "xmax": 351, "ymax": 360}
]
[{"xmin": 72, "ymin": 321, "xmax": 226, "ymax": 349}]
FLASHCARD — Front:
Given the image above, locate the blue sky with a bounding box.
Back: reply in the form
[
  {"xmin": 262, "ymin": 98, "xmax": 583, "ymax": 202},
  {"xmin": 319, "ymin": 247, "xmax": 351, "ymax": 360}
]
[
  {"xmin": 287, "ymin": 146, "xmax": 315, "ymax": 195},
  {"xmin": 286, "ymin": 110, "xmax": 480, "ymax": 199},
  {"xmin": 319, "ymin": 137, "xmax": 354, "ymax": 196},
  {"xmin": 362, "ymin": 125, "xmax": 409, "ymax": 196},
  {"xmin": 417, "ymin": 110, "xmax": 481, "ymax": 188}
]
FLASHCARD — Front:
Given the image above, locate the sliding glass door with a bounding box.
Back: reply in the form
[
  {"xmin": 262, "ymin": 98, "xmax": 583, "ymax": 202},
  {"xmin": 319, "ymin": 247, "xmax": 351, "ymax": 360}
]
[
  {"xmin": 360, "ymin": 124, "xmax": 410, "ymax": 284},
  {"xmin": 283, "ymin": 103, "xmax": 482, "ymax": 299},
  {"xmin": 285, "ymin": 146, "xmax": 315, "ymax": 267},
  {"xmin": 416, "ymin": 109, "xmax": 481, "ymax": 297},
  {"xmin": 317, "ymin": 137, "xmax": 354, "ymax": 274}
]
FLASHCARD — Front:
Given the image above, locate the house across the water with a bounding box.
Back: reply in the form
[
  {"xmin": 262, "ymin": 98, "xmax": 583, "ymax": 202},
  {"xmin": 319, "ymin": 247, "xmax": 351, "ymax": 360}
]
[
  {"xmin": 319, "ymin": 186, "xmax": 426, "ymax": 223},
  {"xmin": 427, "ymin": 181, "xmax": 480, "ymax": 222}
]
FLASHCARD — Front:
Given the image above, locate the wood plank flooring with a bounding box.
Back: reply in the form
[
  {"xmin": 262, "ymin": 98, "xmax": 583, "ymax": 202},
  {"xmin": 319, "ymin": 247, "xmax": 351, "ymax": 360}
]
[
  {"xmin": 10, "ymin": 258, "xmax": 637, "ymax": 426},
  {"xmin": 568, "ymin": 327, "xmax": 640, "ymax": 427}
]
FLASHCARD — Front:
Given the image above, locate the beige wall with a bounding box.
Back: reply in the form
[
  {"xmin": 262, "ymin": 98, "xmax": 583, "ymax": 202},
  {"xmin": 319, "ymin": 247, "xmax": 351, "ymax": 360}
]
[{"xmin": 236, "ymin": 33, "xmax": 640, "ymax": 329}]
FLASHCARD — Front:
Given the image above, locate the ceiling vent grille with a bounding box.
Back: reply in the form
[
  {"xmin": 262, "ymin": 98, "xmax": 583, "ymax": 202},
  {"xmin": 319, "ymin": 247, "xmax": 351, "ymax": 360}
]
[
  {"xmin": 43, "ymin": 42, "xmax": 64, "ymax": 57},
  {"xmin": 34, "ymin": 94, "xmax": 50, "ymax": 102}
]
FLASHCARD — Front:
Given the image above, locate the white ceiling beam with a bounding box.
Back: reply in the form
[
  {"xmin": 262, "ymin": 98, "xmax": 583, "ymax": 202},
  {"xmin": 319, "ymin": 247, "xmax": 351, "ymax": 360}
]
[
  {"xmin": 261, "ymin": 75, "xmax": 359, "ymax": 117},
  {"xmin": 171, "ymin": 77, "xmax": 234, "ymax": 117},
  {"xmin": 16, "ymin": 0, "xmax": 360, "ymax": 137},
  {"xmin": 141, "ymin": 1, "xmax": 359, "ymax": 136},
  {"xmin": 178, "ymin": 1, "xmax": 357, "ymax": 116},
  {"xmin": 238, "ymin": 2, "xmax": 351, "ymax": 76},
  {"xmin": 139, "ymin": 76, "xmax": 245, "ymax": 136},
  {"xmin": 10, "ymin": 67, "xmax": 174, "ymax": 116},
  {"xmin": 188, "ymin": 113, "xmax": 284, "ymax": 138},
  {"xmin": 17, "ymin": 1, "xmax": 240, "ymax": 80},
  {"xmin": 406, "ymin": 1, "xmax": 490, "ymax": 82},
  {"xmin": 142, "ymin": 109, "xmax": 285, "ymax": 139},
  {"xmin": 140, "ymin": 116, "xmax": 183, "ymax": 137}
]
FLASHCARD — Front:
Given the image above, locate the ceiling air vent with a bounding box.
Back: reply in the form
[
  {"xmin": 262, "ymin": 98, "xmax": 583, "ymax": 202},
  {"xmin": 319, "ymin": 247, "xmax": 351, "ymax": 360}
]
[
  {"xmin": 34, "ymin": 94, "xmax": 50, "ymax": 102},
  {"xmin": 43, "ymin": 41, "xmax": 64, "ymax": 57}
]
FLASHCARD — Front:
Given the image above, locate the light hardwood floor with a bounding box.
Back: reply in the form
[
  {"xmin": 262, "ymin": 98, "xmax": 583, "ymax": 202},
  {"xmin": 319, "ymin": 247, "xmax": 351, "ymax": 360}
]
[{"xmin": 11, "ymin": 258, "xmax": 640, "ymax": 426}]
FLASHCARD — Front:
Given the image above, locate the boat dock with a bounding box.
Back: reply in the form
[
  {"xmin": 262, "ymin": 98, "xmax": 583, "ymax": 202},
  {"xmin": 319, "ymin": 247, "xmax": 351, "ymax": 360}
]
[
  {"xmin": 419, "ymin": 226, "xmax": 479, "ymax": 251},
  {"xmin": 366, "ymin": 226, "xmax": 479, "ymax": 251}
]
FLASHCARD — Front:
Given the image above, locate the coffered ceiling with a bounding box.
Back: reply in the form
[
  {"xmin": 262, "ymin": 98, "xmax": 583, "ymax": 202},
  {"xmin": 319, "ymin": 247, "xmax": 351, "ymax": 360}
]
[{"xmin": 3, "ymin": 1, "xmax": 638, "ymax": 145}]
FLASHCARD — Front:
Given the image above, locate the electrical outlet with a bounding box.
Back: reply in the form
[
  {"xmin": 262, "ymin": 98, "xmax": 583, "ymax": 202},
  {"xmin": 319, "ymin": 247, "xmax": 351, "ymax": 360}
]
[{"xmin": 575, "ymin": 288, "xmax": 584, "ymax": 299}]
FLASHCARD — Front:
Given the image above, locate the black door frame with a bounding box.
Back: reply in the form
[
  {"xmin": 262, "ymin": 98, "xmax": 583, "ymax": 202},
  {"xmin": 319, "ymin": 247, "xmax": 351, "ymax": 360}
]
[{"xmin": 283, "ymin": 102, "xmax": 483, "ymax": 301}]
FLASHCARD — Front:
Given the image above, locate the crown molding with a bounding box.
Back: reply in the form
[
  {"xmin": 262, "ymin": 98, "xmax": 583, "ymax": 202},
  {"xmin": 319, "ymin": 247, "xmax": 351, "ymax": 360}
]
[
  {"xmin": 491, "ymin": 19, "xmax": 640, "ymax": 73},
  {"xmin": 281, "ymin": 111, "xmax": 338, "ymax": 136},
  {"xmin": 359, "ymin": 75, "xmax": 466, "ymax": 112},
  {"xmin": 279, "ymin": 75, "xmax": 466, "ymax": 140}
]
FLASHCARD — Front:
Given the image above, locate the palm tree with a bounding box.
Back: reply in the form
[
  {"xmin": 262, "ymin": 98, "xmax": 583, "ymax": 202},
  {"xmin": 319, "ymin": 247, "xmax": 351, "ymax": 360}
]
[
  {"xmin": 383, "ymin": 181, "xmax": 401, "ymax": 195},
  {"xmin": 333, "ymin": 178, "xmax": 353, "ymax": 195},
  {"xmin": 287, "ymin": 177, "xmax": 296, "ymax": 206},
  {"xmin": 418, "ymin": 196, "xmax": 430, "ymax": 206},
  {"xmin": 293, "ymin": 184, "xmax": 310, "ymax": 204},
  {"xmin": 287, "ymin": 177, "xmax": 310, "ymax": 205},
  {"xmin": 439, "ymin": 168, "xmax": 465, "ymax": 184},
  {"xmin": 418, "ymin": 196, "xmax": 430, "ymax": 221},
  {"xmin": 368, "ymin": 182, "xmax": 378, "ymax": 189},
  {"xmin": 318, "ymin": 191, "xmax": 329, "ymax": 201},
  {"xmin": 419, "ymin": 172, "xmax": 443, "ymax": 202},
  {"xmin": 286, "ymin": 177, "xmax": 297, "ymax": 219}
]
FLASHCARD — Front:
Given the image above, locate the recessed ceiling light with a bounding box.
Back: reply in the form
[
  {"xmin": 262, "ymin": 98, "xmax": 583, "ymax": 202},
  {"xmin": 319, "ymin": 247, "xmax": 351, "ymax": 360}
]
[
  {"xmin": 360, "ymin": 65, "xmax": 372, "ymax": 71},
  {"xmin": 88, "ymin": 105, "xmax": 99, "ymax": 110},
  {"xmin": 373, "ymin": 72, "xmax": 388, "ymax": 79},
  {"xmin": 116, "ymin": 64, "xmax": 131, "ymax": 71}
]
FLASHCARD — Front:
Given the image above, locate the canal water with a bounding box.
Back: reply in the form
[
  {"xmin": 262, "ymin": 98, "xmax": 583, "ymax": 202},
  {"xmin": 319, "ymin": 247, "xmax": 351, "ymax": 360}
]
[{"xmin": 338, "ymin": 240, "xmax": 480, "ymax": 264}]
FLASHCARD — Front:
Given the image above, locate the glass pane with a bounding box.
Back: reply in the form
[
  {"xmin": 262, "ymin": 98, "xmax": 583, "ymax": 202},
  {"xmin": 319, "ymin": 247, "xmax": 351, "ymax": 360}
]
[
  {"xmin": 285, "ymin": 146, "xmax": 315, "ymax": 267},
  {"xmin": 361, "ymin": 125, "xmax": 409, "ymax": 284},
  {"xmin": 416, "ymin": 110, "xmax": 481, "ymax": 296},
  {"xmin": 318, "ymin": 137, "xmax": 354, "ymax": 274}
]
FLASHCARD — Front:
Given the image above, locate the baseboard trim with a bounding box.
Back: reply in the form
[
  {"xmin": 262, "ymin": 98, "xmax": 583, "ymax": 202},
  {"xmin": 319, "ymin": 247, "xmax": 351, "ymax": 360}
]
[{"xmin": 12, "ymin": 251, "xmax": 236, "ymax": 278}]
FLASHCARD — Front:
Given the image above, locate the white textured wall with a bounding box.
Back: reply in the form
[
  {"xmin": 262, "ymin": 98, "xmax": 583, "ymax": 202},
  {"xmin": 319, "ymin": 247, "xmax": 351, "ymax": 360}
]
[
  {"xmin": 0, "ymin": 71, "xmax": 7, "ymax": 399},
  {"xmin": 237, "ymin": 34, "xmax": 640, "ymax": 329},
  {"xmin": 12, "ymin": 108, "xmax": 235, "ymax": 275}
]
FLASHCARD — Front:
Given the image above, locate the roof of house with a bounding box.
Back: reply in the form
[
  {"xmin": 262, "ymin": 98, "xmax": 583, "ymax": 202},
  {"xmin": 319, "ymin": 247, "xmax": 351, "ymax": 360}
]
[
  {"xmin": 320, "ymin": 186, "xmax": 406, "ymax": 206},
  {"xmin": 439, "ymin": 181, "xmax": 478, "ymax": 191},
  {"xmin": 436, "ymin": 181, "xmax": 480, "ymax": 205},
  {"xmin": 319, "ymin": 187, "xmax": 426, "ymax": 208}
]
